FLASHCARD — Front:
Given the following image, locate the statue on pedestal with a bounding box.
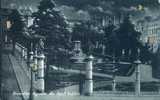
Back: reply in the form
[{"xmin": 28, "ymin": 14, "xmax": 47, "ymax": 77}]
[{"xmin": 36, "ymin": 39, "xmax": 44, "ymax": 55}]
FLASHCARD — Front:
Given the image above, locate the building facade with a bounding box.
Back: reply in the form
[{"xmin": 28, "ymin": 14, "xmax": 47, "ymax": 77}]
[{"xmin": 135, "ymin": 21, "xmax": 160, "ymax": 44}]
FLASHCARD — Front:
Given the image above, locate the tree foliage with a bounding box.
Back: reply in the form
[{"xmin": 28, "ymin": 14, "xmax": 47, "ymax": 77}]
[
  {"xmin": 116, "ymin": 15, "xmax": 141, "ymax": 61},
  {"xmin": 8, "ymin": 9, "xmax": 25, "ymax": 42},
  {"xmin": 32, "ymin": 0, "xmax": 70, "ymax": 50},
  {"xmin": 72, "ymin": 21, "xmax": 104, "ymax": 54},
  {"xmin": 104, "ymin": 23, "xmax": 120, "ymax": 55},
  {"xmin": 8, "ymin": 9, "xmax": 25, "ymax": 54},
  {"xmin": 31, "ymin": 0, "xmax": 71, "ymax": 65},
  {"xmin": 103, "ymin": 15, "xmax": 142, "ymax": 61}
]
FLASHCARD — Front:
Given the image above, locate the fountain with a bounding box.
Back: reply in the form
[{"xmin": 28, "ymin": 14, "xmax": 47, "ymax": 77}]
[{"xmin": 70, "ymin": 41, "xmax": 86, "ymax": 63}]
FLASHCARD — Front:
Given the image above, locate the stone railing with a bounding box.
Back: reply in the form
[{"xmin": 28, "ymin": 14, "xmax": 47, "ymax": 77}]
[
  {"xmin": 14, "ymin": 43, "xmax": 31, "ymax": 79},
  {"xmin": 15, "ymin": 43, "xmax": 28, "ymax": 60},
  {"xmin": 93, "ymin": 91, "xmax": 160, "ymax": 96}
]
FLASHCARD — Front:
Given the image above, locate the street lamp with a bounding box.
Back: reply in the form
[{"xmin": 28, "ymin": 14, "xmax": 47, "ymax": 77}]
[
  {"xmin": 112, "ymin": 54, "xmax": 117, "ymax": 92},
  {"xmin": 29, "ymin": 51, "xmax": 34, "ymax": 100},
  {"xmin": 0, "ymin": 11, "xmax": 3, "ymax": 99}
]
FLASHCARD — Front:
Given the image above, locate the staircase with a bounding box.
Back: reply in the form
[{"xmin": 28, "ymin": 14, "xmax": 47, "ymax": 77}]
[{"xmin": 9, "ymin": 54, "xmax": 30, "ymax": 100}]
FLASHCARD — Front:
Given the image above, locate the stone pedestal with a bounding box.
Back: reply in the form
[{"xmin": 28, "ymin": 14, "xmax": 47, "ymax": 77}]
[
  {"xmin": 5, "ymin": 35, "xmax": 8, "ymax": 43},
  {"xmin": 84, "ymin": 55, "xmax": 94, "ymax": 96},
  {"xmin": 112, "ymin": 76, "xmax": 116, "ymax": 92},
  {"xmin": 33, "ymin": 50, "xmax": 38, "ymax": 83},
  {"xmin": 33, "ymin": 50, "xmax": 38, "ymax": 72},
  {"xmin": 134, "ymin": 59, "xmax": 141, "ymax": 96},
  {"xmin": 22, "ymin": 48, "xmax": 25, "ymax": 58},
  {"xmin": 29, "ymin": 52, "xmax": 34, "ymax": 61},
  {"xmin": 37, "ymin": 54, "xmax": 45, "ymax": 92}
]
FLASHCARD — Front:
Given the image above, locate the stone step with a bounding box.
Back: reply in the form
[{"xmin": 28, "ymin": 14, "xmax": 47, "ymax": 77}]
[{"xmin": 9, "ymin": 54, "xmax": 30, "ymax": 100}]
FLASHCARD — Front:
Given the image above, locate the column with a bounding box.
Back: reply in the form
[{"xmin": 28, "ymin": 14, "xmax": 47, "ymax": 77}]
[
  {"xmin": 84, "ymin": 55, "xmax": 94, "ymax": 96},
  {"xmin": 29, "ymin": 51, "xmax": 34, "ymax": 71},
  {"xmin": 134, "ymin": 59, "xmax": 141, "ymax": 96},
  {"xmin": 33, "ymin": 50, "xmax": 38, "ymax": 82},
  {"xmin": 112, "ymin": 55, "xmax": 116, "ymax": 92},
  {"xmin": 21, "ymin": 48, "xmax": 25, "ymax": 59},
  {"xmin": 33, "ymin": 50, "xmax": 38, "ymax": 72},
  {"xmin": 37, "ymin": 54, "xmax": 45, "ymax": 92},
  {"xmin": 102, "ymin": 45, "xmax": 106, "ymax": 55},
  {"xmin": 29, "ymin": 51, "xmax": 34, "ymax": 61},
  {"xmin": 4, "ymin": 34, "xmax": 7, "ymax": 43},
  {"xmin": 112, "ymin": 76, "xmax": 116, "ymax": 92}
]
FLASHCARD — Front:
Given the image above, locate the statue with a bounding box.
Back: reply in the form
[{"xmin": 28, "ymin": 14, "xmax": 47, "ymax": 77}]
[{"xmin": 36, "ymin": 38, "xmax": 44, "ymax": 54}]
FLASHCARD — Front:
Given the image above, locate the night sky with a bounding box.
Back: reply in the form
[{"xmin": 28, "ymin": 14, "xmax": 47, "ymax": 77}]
[{"xmin": 2, "ymin": 0, "xmax": 160, "ymax": 22}]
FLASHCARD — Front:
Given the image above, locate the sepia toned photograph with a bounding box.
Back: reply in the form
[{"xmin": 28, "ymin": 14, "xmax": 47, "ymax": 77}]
[{"xmin": 1, "ymin": 0, "xmax": 160, "ymax": 100}]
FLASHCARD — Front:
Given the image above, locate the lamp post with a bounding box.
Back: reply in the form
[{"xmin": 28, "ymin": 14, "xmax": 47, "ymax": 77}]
[
  {"xmin": 0, "ymin": 7, "xmax": 6, "ymax": 98},
  {"xmin": 29, "ymin": 63, "xmax": 34, "ymax": 100},
  {"xmin": 134, "ymin": 48, "xmax": 141, "ymax": 96},
  {"xmin": 29, "ymin": 51, "xmax": 34, "ymax": 100},
  {"xmin": 0, "ymin": 8, "xmax": 3, "ymax": 99},
  {"xmin": 112, "ymin": 53, "xmax": 117, "ymax": 92}
]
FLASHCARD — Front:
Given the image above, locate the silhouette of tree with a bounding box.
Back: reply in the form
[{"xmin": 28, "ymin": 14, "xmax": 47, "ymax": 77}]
[
  {"xmin": 72, "ymin": 21, "xmax": 102, "ymax": 54},
  {"xmin": 8, "ymin": 9, "xmax": 25, "ymax": 54},
  {"xmin": 116, "ymin": 15, "xmax": 141, "ymax": 61},
  {"xmin": 31, "ymin": 0, "xmax": 71, "ymax": 90},
  {"xmin": 103, "ymin": 23, "xmax": 120, "ymax": 55},
  {"xmin": 31, "ymin": 0, "xmax": 71, "ymax": 56}
]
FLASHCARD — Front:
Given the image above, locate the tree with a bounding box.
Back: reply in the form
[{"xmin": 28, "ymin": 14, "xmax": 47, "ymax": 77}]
[
  {"xmin": 8, "ymin": 9, "xmax": 25, "ymax": 54},
  {"xmin": 32, "ymin": 0, "xmax": 70, "ymax": 58},
  {"xmin": 31, "ymin": 0, "xmax": 71, "ymax": 90},
  {"xmin": 72, "ymin": 21, "xmax": 101, "ymax": 54},
  {"xmin": 103, "ymin": 23, "xmax": 120, "ymax": 55},
  {"xmin": 116, "ymin": 15, "xmax": 141, "ymax": 61},
  {"xmin": 32, "ymin": 0, "xmax": 70, "ymax": 56}
]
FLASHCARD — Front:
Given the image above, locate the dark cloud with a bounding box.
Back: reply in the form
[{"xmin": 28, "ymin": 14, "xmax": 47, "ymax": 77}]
[
  {"xmin": 2, "ymin": 0, "xmax": 160, "ymax": 22},
  {"xmin": 58, "ymin": 6, "xmax": 90, "ymax": 20}
]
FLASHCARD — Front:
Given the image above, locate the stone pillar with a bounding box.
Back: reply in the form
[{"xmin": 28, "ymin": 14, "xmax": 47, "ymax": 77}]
[
  {"xmin": 33, "ymin": 50, "xmax": 38, "ymax": 82},
  {"xmin": 84, "ymin": 55, "xmax": 94, "ymax": 96},
  {"xmin": 102, "ymin": 45, "xmax": 106, "ymax": 55},
  {"xmin": 29, "ymin": 51, "xmax": 34, "ymax": 71},
  {"xmin": 29, "ymin": 51, "xmax": 34, "ymax": 61},
  {"xmin": 24, "ymin": 49, "xmax": 27, "ymax": 60},
  {"xmin": 33, "ymin": 50, "xmax": 38, "ymax": 71},
  {"xmin": 112, "ymin": 76, "xmax": 116, "ymax": 92},
  {"xmin": 112, "ymin": 56, "xmax": 116, "ymax": 92},
  {"xmin": 134, "ymin": 59, "xmax": 141, "ymax": 96},
  {"xmin": 4, "ymin": 34, "xmax": 8, "ymax": 43},
  {"xmin": 37, "ymin": 54, "xmax": 45, "ymax": 92},
  {"xmin": 21, "ymin": 48, "xmax": 25, "ymax": 59}
]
